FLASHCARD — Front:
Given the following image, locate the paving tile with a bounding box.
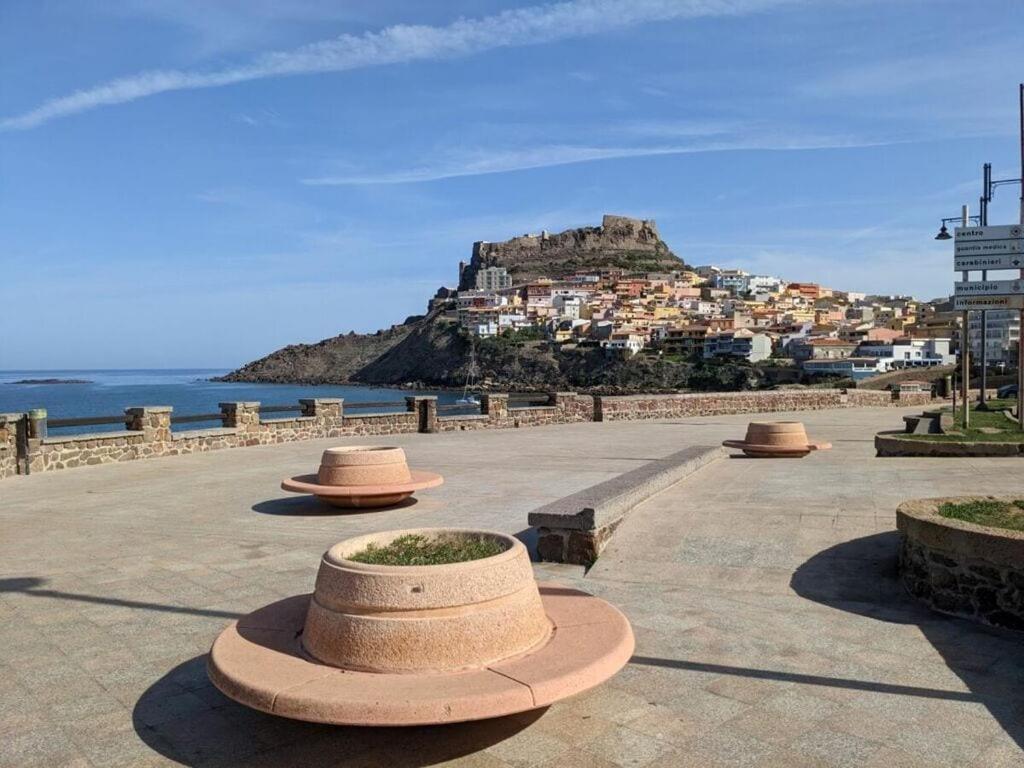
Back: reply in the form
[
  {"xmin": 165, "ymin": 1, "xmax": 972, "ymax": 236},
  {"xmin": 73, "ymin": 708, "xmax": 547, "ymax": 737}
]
[
  {"xmin": 789, "ymin": 728, "xmax": 884, "ymax": 768},
  {"xmin": 584, "ymin": 723, "xmax": 675, "ymax": 768}
]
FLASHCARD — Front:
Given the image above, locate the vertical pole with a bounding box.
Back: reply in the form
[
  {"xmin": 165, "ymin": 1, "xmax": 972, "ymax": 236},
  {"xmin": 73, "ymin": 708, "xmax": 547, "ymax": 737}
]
[
  {"xmin": 980, "ymin": 165, "xmax": 991, "ymax": 406},
  {"xmin": 961, "ymin": 204, "xmax": 971, "ymax": 429},
  {"xmin": 1018, "ymin": 83, "xmax": 1024, "ymax": 428}
]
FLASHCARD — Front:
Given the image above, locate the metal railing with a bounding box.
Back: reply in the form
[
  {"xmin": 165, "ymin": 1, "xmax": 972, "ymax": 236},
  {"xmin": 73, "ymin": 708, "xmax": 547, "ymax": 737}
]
[
  {"xmin": 41, "ymin": 394, "xmax": 556, "ymax": 431},
  {"xmin": 45, "ymin": 401, "xmax": 408, "ymax": 431}
]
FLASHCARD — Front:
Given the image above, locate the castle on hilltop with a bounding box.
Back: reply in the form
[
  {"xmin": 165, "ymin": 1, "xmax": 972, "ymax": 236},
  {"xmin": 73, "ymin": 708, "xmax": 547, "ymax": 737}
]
[{"xmin": 457, "ymin": 214, "xmax": 670, "ymax": 291}]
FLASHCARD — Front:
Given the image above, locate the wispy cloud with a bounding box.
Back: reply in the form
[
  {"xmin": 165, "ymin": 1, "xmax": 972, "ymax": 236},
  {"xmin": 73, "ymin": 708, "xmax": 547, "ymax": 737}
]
[
  {"xmin": 2, "ymin": 0, "xmax": 801, "ymax": 131},
  {"xmin": 301, "ymin": 133, "xmax": 901, "ymax": 185}
]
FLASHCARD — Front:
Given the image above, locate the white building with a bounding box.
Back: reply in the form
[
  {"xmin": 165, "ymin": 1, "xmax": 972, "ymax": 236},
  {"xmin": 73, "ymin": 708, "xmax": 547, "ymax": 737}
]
[
  {"xmin": 605, "ymin": 332, "xmax": 645, "ymax": 356},
  {"xmin": 553, "ymin": 295, "xmax": 582, "ymax": 320},
  {"xmin": 474, "ymin": 266, "xmax": 512, "ymax": 291},
  {"xmin": 802, "ymin": 357, "xmax": 886, "ymax": 381},
  {"xmin": 703, "ymin": 329, "xmax": 772, "ymax": 363},
  {"xmin": 712, "ymin": 269, "xmax": 750, "ymax": 294},
  {"xmin": 746, "ymin": 275, "xmax": 784, "ymax": 294},
  {"xmin": 855, "ymin": 338, "xmax": 955, "ymax": 370},
  {"xmin": 968, "ymin": 310, "xmax": 1021, "ymax": 364}
]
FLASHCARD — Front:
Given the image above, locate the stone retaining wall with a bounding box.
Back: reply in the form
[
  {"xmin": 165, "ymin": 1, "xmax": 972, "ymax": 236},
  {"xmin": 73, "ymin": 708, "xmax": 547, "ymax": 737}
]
[
  {"xmin": 4, "ymin": 387, "xmax": 941, "ymax": 478},
  {"xmin": 595, "ymin": 388, "xmax": 931, "ymax": 421},
  {"xmin": 897, "ymin": 497, "xmax": 1024, "ymax": 630}
]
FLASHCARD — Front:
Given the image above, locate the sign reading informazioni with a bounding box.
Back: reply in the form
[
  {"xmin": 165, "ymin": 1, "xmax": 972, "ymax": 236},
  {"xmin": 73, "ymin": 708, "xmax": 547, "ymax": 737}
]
[{"xmin": 954, "ymin": 295, "xmax": 1024, "ymax": 310}]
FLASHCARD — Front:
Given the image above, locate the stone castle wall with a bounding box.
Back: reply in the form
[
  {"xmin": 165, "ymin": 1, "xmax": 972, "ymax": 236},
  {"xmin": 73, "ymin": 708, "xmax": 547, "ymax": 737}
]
[
  {"xmin": 461, "ymin": 214, "xmax": 665, "ymax": 289},
  {"xmin": 3, "ymin": 388, "xmax": 939, "ymax": 478}
]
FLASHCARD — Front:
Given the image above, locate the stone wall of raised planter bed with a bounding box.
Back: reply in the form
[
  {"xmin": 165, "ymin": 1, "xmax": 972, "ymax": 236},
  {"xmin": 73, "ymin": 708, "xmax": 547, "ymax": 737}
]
[
  {"xmin": 875, "ymin": 432, "xmax": 1024, "ymax": 457},
  {"xmin": 897, "ymin": 497, "xmax": 1024, "ymax": 630}
]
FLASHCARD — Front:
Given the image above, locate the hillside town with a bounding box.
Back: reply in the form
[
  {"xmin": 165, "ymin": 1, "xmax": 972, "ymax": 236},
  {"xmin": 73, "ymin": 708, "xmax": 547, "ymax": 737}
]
[{"xmin": 435, "ymin": 256, "xmax": 990, "ymax": 382}]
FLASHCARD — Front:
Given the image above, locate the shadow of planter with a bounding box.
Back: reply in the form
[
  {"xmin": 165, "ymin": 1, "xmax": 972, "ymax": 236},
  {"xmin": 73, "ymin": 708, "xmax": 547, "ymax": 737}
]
[
  {"xmin": 790, "ymin": 531, "xmax": 1024, "ymax": 750},
  {"xmin": 132, "ymin": 656, "xmax": 546, "ymax": 767}
]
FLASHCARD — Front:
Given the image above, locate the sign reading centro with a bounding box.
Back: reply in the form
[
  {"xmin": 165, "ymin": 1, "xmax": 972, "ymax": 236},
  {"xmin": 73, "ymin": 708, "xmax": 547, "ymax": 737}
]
[{"xmin": 954, "ymin": 224, "xmax": 1023, "ymax": 241}]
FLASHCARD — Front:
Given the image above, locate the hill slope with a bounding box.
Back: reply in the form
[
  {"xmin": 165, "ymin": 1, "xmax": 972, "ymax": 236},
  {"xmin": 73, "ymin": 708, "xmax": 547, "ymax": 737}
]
[{"xmin": 216, "ymin": 320, "xmax": 418, "ymax": 384}]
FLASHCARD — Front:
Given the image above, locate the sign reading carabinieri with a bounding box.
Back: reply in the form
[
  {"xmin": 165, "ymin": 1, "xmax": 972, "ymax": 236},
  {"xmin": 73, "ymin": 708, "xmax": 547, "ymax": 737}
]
[{"xmin": 953, "ymin": 225, "xmax": 1024, "ymax": 308}]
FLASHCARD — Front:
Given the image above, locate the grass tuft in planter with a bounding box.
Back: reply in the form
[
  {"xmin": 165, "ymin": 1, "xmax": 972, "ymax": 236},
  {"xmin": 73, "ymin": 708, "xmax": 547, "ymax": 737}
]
[
  {"xmin": 938, "ymin": 499, "xmax": 1024, "ymax": 532},
  {"xmin": 348, "ymin": 534, "xmax": 505, "ymax": 566}
]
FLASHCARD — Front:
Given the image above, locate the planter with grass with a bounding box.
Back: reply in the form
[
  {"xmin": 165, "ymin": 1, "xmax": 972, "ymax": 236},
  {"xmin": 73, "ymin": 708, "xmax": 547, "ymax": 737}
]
[
  {"xmin": 897, "ymin": 497, "xmax": 1024, "ymax": 630},
  {"xmin": 876, "ymin": 402, "xmax": 1024, "ymax": 457},
  {"xmin": 208, "ymin": 528, "xmax": 634, "ymax": 725}
]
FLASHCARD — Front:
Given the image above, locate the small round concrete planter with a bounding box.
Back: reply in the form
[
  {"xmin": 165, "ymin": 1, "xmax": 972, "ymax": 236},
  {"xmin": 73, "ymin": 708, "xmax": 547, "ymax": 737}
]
[
  {"xmin": 897, "ymin": 497, "xmax": 1024, "ymax": 630},
  {"xmin": 281, "ymin": 446, "xmax": 443, "ymax": 508},
  {"xmin": 208, "ymin": 529, "xmax": 635, "ymax": 725},
  {"xmin": 876, "ymin": 431, "xmax": 1024, "ymax": 458},
  {"xmin": 722, "ymin": 421, "xmax": 831, "ymax": 458}
]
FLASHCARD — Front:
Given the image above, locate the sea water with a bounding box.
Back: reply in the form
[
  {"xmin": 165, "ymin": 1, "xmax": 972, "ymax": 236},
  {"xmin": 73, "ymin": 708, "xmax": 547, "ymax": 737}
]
[{"xmin": 0, "ymin": 369, "xmax": 460, "ymax": 435}]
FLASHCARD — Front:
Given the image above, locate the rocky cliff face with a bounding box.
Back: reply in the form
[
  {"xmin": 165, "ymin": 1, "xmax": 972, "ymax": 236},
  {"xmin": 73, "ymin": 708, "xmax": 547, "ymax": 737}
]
[
  {"xmin": 216, "ymin": 321, "xmax": 418, "ymax": 384},
  {"xmin": 458, "ymin": 214, "xmax": 683, "ymax": 289}
]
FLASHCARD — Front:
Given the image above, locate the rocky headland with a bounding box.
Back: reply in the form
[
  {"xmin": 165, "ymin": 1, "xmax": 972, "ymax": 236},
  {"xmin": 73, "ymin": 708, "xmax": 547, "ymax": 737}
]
[{"xmin": 218, "ymin": 215, "xmax": 762, "ymax": 393}]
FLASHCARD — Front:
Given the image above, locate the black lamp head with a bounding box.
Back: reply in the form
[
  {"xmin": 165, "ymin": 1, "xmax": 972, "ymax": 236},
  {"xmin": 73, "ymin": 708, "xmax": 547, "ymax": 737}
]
[{"xmin": 934, "ymin": 224, "xmax": 952, "ymax": 241}]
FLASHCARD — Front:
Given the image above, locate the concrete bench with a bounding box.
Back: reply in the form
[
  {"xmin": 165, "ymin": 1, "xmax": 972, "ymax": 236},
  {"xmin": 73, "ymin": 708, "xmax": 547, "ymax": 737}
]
[{"xmin": 528, "ymin": 445, "xmax": 723, "ymax": 566}]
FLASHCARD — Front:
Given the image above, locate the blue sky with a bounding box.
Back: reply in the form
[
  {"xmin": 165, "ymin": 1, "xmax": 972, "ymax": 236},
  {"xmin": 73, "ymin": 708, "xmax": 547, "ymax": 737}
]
[{"xmin": 2, "ymin": 0, "xmax": 1023, "ymax": 369}]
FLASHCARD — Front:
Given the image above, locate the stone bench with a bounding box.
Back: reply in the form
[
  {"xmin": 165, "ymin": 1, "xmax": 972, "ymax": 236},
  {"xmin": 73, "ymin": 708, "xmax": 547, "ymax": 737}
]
[{"xmin": 528, "ymin": 445, "xmax": 723, "ymax": 566}]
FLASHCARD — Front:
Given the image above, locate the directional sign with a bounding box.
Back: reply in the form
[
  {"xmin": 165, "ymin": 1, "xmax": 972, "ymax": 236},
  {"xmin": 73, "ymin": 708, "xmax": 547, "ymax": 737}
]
[
  {"xmin": 955, "ymin": 249, "xmax": 1024, "ymax": 271},
  {"xmin": 955, "ymin": 279, "xmax": 1024, "ymax": 296},
  {"xmin": 955, "ymin": 224, "xmax": 1023, "ymax": 241},
  {"xmin": 955, "ymin": 294, "xmax": 1024, "ymax": 311}
]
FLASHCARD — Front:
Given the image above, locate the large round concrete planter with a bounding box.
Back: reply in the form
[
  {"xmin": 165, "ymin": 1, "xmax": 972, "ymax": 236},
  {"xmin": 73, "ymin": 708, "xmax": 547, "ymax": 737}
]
[
  {"xmin": 722, "ymin": 421, "xmax": 831, "ymax": 458},
  {"xmin": 897, "ymin": 498, "xmax": 1024, "ymax": 630},
  {"xmin": 208, "ymin": 529, "xmax": 634, "ymax": 725},
  {"xmin": 281, "ymin": 446, "xmax": 443, "ymax": 508}
]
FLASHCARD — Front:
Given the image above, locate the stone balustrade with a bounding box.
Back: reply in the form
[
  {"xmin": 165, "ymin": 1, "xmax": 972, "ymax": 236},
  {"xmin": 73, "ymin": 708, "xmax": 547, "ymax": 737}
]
[
  {"xmin": 0, "ymin": 412, "xmax": 21, "ymax": 479},
  {"xmin": 2, "ymin": 387, "xmax": 942, "ymax": 478}
]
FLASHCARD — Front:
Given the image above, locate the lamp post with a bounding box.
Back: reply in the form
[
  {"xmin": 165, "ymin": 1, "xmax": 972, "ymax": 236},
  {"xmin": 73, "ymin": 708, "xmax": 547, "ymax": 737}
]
[{"xmin": 935, "ymin": 210, "xmax": 980, "ymax": 427}]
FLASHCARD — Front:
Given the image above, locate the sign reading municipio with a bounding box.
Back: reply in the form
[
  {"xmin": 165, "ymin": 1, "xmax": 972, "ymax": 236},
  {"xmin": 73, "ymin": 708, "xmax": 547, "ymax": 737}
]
[
  {"xmin": 954, "ymin": 278, "xmax": 1024, "ymax": 296},
  {"xmin": 954, "ymin": 295, "xmax": 1024, "ymax": 311}
]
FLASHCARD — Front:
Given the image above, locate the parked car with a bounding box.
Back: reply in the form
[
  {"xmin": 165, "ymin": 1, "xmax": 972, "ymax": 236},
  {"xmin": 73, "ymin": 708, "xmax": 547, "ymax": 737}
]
[{"xmin": 997, "ymin": 383, "xmax": 1018, "ymax": 399}]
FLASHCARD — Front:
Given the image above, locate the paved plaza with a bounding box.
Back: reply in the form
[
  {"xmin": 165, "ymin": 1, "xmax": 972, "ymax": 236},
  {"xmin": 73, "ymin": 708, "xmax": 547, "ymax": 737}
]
[{"xmin": 2, "ymin": 406, "xmax": 1023, "ymax": 767}]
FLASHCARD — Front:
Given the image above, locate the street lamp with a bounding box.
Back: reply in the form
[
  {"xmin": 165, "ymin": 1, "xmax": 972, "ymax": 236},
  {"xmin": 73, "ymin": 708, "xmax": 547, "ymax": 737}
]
[{"xmin": 934, "ymin": 215, "xmax": 980, "ymax": 240}]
